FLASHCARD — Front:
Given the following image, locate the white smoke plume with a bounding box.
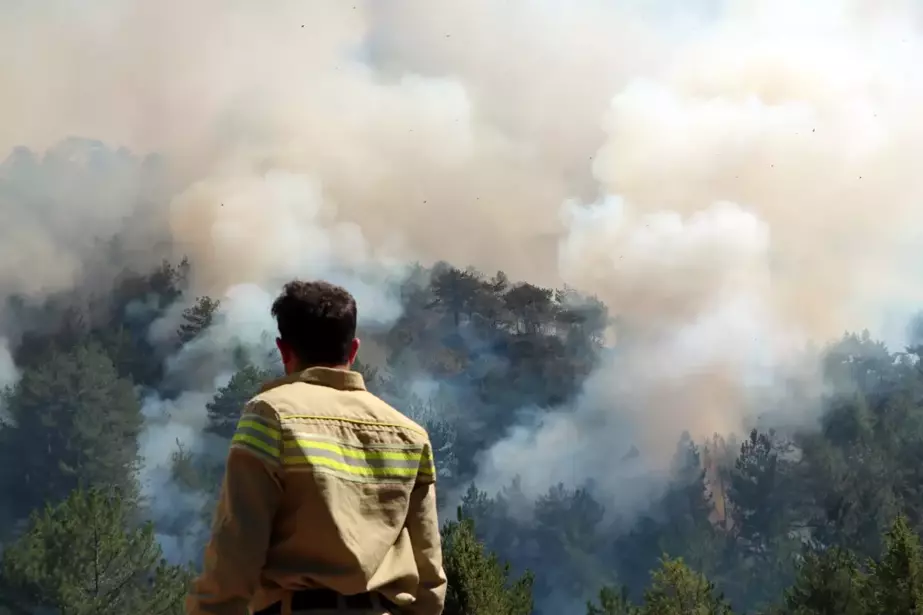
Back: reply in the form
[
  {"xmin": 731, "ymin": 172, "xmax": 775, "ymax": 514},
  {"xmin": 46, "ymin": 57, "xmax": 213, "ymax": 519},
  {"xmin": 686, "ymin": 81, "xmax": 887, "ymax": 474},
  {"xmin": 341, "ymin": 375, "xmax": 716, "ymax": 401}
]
[
  {"xmin": 139, "ymin": 389, "xmax": 216, "ymax": 562},
  {"xmin": 477, "ymin": 0, "xmax": 923, "ymax": 503},
  {"xmin": 0, "ymin": 338, "xmax": 18, "ymax": 396},
  {"xmin": 4, "ymin": 0, "xmax": 923, "ymax": 527},
  {"xmin": 138, "ymin": 285, "xmax": 284, "ymax": 562},
  {"xmin": 0, "ymin": 338, "xmax": 18, "ymax": 428}
]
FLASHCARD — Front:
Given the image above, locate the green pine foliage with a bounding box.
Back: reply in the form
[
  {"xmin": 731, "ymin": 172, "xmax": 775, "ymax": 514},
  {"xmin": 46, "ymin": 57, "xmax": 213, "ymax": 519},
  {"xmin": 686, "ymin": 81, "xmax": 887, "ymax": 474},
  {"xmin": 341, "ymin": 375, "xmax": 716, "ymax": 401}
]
[
  {"xmin": 0, "ymin": 487, "xmax": 190, "ymax": 615},
  {"xmin": 442, "ymin": 509, "xmax": 534, "ymax": 615}
]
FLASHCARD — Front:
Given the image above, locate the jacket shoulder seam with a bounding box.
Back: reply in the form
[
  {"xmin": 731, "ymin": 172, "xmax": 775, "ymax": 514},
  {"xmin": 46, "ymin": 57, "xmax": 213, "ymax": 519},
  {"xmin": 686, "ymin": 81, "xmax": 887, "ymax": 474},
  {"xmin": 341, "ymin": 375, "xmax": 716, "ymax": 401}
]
[{"xmin": 244, "ymin": 397, "xmax": 284, "ymax": 423}]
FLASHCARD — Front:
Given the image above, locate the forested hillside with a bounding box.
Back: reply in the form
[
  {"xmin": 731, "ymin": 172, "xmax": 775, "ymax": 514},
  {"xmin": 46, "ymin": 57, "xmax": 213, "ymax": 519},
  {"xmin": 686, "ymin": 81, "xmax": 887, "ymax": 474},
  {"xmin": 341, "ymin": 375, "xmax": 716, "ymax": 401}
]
[{"xmin": 1, "ymin": 251, "xmax": 923, "ymax": 614}]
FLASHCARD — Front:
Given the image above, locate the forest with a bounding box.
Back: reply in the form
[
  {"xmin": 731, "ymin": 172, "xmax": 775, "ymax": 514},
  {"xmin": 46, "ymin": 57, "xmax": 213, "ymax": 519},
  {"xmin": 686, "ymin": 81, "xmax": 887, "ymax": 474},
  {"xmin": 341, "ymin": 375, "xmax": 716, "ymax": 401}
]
[{"xmin": 0, "ymin": 244, "xmax": 922, "ymax": 615}]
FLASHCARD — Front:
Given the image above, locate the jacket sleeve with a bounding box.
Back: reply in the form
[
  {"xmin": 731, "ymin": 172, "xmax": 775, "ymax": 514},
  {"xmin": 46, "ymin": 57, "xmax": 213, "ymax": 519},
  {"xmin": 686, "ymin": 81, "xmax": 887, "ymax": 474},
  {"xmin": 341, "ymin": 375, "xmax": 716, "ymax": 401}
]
[
  {"xmin": 405, "ymin": 440, "xmax": 447, "ymax": 615},
  {"xmin": 186, "ymin": 401, "xmax": 283, "ymax": 615}
]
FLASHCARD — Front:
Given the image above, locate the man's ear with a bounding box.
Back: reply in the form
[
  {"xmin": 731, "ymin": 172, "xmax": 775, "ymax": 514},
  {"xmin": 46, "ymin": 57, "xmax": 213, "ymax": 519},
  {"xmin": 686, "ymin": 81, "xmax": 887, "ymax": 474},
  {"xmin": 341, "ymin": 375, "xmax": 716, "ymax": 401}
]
[
  {"xmin": 348, "ymin": 338, "xmax": 361, "ymax": 365},
  {"xmin": 276, "ymin": 337, "xmax": 291, "ymax": 364}
]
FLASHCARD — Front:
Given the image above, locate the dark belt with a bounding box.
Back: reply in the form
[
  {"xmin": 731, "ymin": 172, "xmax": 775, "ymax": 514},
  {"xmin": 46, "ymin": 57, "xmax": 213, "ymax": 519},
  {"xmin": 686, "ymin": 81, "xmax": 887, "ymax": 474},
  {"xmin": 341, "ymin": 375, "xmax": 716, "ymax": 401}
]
[{"xmin": 254, "ymin": 588, "xmax": 396, "ymax": 614}]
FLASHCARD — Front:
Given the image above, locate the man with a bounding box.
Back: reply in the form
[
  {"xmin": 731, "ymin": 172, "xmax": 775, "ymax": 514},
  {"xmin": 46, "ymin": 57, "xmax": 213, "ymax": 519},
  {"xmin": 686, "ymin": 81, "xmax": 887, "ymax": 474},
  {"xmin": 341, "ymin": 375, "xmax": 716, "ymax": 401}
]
[{"xmin": 186, "ymin": 280, "xmax": 447, "ymax": 615}]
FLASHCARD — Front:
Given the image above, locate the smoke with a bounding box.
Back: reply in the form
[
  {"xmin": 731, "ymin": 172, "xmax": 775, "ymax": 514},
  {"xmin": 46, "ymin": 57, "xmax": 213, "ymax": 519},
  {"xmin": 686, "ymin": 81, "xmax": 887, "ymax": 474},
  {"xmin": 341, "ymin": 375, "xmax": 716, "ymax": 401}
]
[
  {"xmin": 476, "ymin": 1, "xmax": 923, "ymax": 503},
  {"xmin": 0, "ymin": 338, "xmax": 18, "ymax": 397},
  {"xmin": 475, "ymin": 199, "xmax": 794, "ymax": 509},
  {"xmin": 477, "ymin": 0, "xmax": 923, "ymax": 504},
  {"xmin": 4, "ymin": 0, "xmax": 923, "ymax": 554},
  {"xmin": 138, "ymin": 389, "xmax": 216, "ymax": 563}
]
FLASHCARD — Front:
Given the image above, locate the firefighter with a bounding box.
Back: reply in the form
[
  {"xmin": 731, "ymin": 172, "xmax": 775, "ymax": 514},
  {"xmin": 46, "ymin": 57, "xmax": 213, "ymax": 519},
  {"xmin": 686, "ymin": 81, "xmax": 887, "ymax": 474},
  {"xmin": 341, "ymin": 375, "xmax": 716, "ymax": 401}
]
[{"xmin": 186, "ymin": 280, "xmax": 447, "ymax": 615}]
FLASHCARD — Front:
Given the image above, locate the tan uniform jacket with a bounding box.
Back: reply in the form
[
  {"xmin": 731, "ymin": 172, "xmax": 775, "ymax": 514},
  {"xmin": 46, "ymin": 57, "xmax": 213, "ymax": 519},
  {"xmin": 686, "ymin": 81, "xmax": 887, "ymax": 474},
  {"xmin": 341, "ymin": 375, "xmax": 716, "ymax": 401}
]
[{"xmin": 185, "ymin": 367, "xmax": 447, "ymax": 615}]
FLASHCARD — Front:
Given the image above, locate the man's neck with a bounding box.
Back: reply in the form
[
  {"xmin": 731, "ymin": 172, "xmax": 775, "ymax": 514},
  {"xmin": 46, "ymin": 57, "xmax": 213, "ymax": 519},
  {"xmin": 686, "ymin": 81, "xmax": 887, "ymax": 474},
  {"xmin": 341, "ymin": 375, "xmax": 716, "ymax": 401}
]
[{"xmin": 288, "ymin": 363, "xmax": 350, "ymax": 375}]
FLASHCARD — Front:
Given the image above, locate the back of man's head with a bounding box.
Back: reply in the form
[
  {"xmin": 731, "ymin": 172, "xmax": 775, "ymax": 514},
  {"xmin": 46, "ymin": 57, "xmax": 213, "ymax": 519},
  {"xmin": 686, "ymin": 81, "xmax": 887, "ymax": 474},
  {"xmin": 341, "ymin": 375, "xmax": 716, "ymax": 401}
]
[{"xmin": 271, "ymin": 280, "xmax": 358, "ymax": 369}]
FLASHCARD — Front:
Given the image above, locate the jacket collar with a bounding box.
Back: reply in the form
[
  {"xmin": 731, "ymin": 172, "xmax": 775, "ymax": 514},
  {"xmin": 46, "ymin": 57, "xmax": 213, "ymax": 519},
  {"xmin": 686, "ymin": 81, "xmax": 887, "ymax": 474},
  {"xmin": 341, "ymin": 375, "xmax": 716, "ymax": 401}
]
[{"xmin": 260, "ymin": 366, "xmax": 367, "ymax": 394}]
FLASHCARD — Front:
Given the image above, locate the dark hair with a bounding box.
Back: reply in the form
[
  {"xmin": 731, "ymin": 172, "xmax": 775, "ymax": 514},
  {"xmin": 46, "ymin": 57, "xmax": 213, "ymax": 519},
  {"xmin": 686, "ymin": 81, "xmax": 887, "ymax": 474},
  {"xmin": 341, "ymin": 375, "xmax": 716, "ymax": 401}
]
[{"xmin": 270, "ymin": 280, "xmax": 357, "ymax": 367}]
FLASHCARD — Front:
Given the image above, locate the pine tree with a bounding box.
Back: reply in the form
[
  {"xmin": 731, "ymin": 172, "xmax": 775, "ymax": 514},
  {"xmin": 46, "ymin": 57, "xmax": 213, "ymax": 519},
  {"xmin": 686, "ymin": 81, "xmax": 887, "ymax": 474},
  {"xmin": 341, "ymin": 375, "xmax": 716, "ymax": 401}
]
[
  {"xmin": 640, "ymin": 556, "xmax": 734, "ymax": 615},
  {"xmin": 205, "ymin": 364, "xmax": 273, "ymax": 439},
  {"xmin": 176, "ymin": 296, "xmax": 221, "ymax": 346},
  {"xmin": 587, "ymin": 585, "xmax": 638, "ymax": 615},
  {"xmin": 442, "ymin": 509, "xmax": 534, "ymax": 615},
  {"xmin": 0, "ymin": 486, "xmax": 191, "ymax": 615},
  {"xmin": 0, "ymin": 342, "xmax": 142, "ymax": 519},
  {"xmin": 781, "ymin": 547, "xmax": 867, "ymax": 615},
  {"xmin": 866, "ymin": 515, "xmax": 923, "ymax": 613}
]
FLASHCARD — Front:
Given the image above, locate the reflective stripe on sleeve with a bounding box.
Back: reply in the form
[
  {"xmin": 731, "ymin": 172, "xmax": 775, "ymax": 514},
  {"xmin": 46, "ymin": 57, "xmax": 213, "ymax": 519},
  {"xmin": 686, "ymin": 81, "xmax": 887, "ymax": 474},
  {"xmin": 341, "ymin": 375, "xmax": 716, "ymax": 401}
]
[
  {"xmin": 418, "ymin": 446, "xmax": 436, "ymax": 482},
  {"xmin": 231, "ymin": 412, "xmax": 282, "ymax": 464}
]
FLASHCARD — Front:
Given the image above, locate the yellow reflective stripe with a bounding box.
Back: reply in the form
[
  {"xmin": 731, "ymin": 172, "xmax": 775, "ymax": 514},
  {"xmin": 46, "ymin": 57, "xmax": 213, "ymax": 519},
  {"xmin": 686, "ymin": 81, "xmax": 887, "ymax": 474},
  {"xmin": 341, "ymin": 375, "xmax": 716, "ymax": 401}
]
[
  {"xmin": 299, "ymin": 455, "xmax": 420, "ymax": 477},
  {"xmin": 281, "ymin": 437, "xmax": 428, "ymax": 481},
  {"xmin": 231, "ymin": 433, "xmax": 279, "ymax": 459},
  {"xmin": 231, "ymin": 413, "xmax": 281, "ymax": 463},
  {"xmin": 419, "ymin": 450, "xmax": 436, "ymax": 476},
  {"xmin": 237, "ymin": 419, "xmax": 282, "ymax": 443},
  {"xmin": 237, "ymin": 412, "xmax": 282, "ymax": 439}
]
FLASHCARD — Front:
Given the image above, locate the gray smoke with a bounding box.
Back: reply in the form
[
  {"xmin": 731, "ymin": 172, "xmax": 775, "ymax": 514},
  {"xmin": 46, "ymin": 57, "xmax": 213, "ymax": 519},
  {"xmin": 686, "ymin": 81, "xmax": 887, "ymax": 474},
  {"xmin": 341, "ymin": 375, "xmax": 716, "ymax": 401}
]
[{"xmin": 0, "ymin": 338, "xmax": 18, "ymax": 411}]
